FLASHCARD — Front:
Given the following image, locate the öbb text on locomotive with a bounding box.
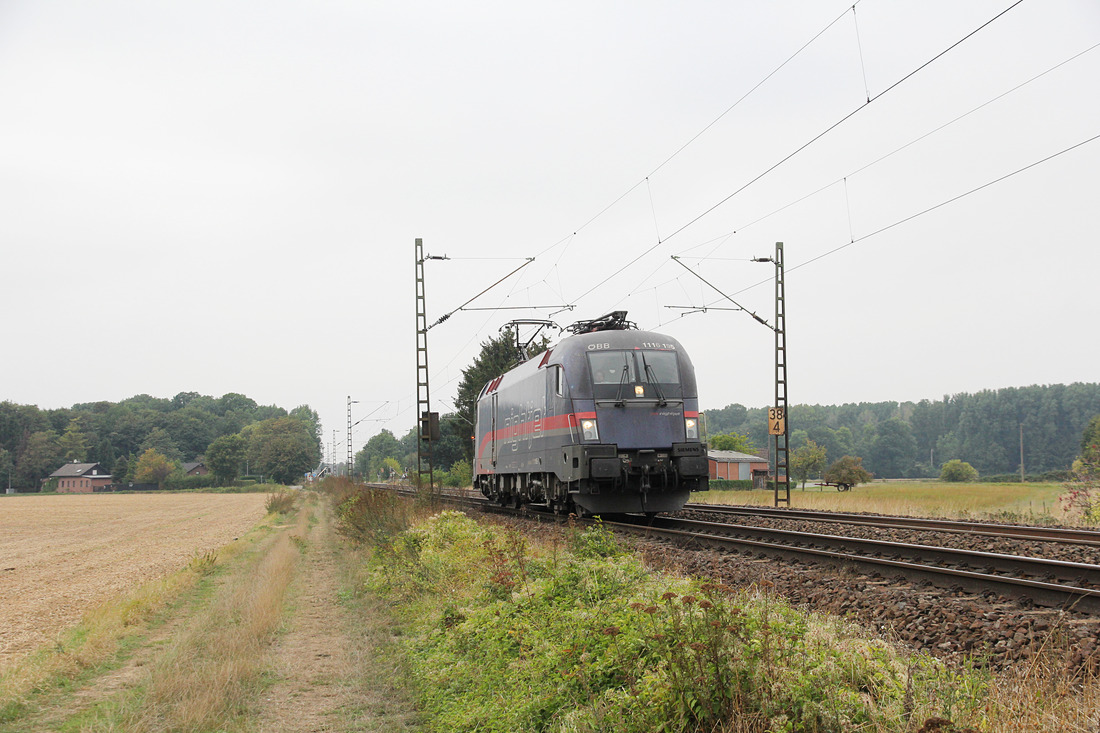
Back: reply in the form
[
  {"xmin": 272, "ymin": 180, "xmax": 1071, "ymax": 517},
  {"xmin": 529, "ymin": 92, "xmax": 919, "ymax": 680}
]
[{"xmin": 475, "ymin": 312, "xmax": 709, "ymax": 515}]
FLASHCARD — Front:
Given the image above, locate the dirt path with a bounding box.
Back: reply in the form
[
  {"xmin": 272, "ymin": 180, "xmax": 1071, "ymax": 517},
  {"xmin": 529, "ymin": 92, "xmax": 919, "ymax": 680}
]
[{"xmin": 256, "ymin": 493, "xmax": 420, "ymax": 732}]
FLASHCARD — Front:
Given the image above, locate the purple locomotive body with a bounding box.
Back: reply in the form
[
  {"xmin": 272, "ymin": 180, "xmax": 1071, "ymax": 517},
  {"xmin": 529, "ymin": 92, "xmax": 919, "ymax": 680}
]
[{"xmin": 474, "ymin": 315, "xmax": 708, "ymax": 515}]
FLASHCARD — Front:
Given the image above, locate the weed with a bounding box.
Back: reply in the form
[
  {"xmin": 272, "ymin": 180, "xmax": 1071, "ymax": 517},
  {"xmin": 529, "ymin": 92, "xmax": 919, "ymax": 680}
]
[
  {"xmin": 187, "ymin": 551, "xmax": 218, "ymax": 575},
  {"xmin": 265, "ymin": 490, "xmax": 298, "ymax": 515},
  {"xmin": 331, "ymin": 484, "xmax": 412, "ymax": 549},
  {"xmin": 567, "ymin": 517, "xmax": 623, "ymax": 559}
]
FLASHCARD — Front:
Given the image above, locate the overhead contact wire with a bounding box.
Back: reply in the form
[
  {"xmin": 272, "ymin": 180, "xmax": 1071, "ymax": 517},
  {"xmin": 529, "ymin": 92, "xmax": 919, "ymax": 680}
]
[
  {"xmin": 678, "ymin": 130, "xmax": 1100, "ymax": 319},
  {"xmin": 678, "ymin": 38, "xmax": 1100, "ymax": 261},
  {"xmin": 570, "ymin": 0, "xmax": 1026, "ymax": 305}
]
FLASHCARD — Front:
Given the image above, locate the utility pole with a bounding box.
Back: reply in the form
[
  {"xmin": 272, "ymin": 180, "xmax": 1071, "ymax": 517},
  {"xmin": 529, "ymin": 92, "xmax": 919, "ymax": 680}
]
[
  {"xmin": 754, "ymin": 242, "xmax": 790, "ymax": 508},
  {"xmin": 347, "ymin": 396, "xmax": 358, "ymax": 478},
  {"xmin": 772, "ymin": 242, "xmax": 790, "ymax": 507},
  {"xmin": 415, "ymin": 238, "xmax": 435, "ymax": 492}
]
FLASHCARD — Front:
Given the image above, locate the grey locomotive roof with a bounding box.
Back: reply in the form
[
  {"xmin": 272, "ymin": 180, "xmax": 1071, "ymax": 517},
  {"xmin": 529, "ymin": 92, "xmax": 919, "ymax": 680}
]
[
  {"xmin": 708, "ymin": 450, "xmax": 765, "ymax": 463},
  {"xmin": 551, "ymin": 328, "xmax": 686, "ymax": 353}
]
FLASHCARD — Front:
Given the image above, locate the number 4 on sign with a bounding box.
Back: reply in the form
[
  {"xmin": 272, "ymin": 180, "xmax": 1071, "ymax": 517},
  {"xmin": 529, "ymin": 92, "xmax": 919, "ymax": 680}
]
[{"xmin": 768, "ymin": 407, "xmax": 785, "ymax": 436}]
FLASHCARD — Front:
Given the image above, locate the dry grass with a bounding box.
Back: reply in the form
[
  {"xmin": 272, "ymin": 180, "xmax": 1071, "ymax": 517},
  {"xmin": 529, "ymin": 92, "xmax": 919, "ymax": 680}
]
[
  {"xmin": 695, "ymin": 480, "xmax": 1069, "ymax": 521},
  {"xmin": 980, "ymin": 654, "xmax": 1100, "ymax": 731},
  {"xmin": 75, "ymin": 502, "xmax": 305, "ymax": 731}
]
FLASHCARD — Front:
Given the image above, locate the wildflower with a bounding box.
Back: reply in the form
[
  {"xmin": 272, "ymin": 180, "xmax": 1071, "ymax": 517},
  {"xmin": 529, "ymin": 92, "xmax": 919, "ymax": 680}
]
[
  {"xmin": 689, "ymin": 642, "xmax": 706, "ymax": 652},
  {"xmin": 661, "ymin": 592, "xmax": 678, "ymax": 601},
  {"xmin": 644, "ymin": 606, "xmax": 658, "ymax": 614},
  {"xmin": 602, "ymin": 626, "xmax": 621, "ymax": 636},
  {"xmin": 629, "ymin": 602, "xmax": 645, "ymax": 610},
  {"xmin": 681, "ymin": 595, "xmax": 697, "ymax": 606},
  {"xmin": 699, "ymin": 600, "xmax": 714, "ymax": 609}
]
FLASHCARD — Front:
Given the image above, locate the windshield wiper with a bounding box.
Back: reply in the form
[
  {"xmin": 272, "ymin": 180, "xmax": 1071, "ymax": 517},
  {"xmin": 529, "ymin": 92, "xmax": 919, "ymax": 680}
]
[
  {"xmin": 614, "ymin": 355, "xmax": 630, "ymax": 407},
  {"xmin": 642, "ymin": 359, "xmax": 668, "ymax": 406}
]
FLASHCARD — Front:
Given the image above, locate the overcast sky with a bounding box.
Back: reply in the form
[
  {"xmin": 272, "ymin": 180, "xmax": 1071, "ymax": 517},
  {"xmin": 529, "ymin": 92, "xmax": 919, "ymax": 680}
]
[{"xmin": 1, "ymin": 0, "xmax": 1097, "ymax": 459}]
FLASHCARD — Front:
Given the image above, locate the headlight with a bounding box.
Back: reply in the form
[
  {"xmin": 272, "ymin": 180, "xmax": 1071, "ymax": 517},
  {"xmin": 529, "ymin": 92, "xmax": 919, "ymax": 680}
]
[
  {"xmin": 581, "ymin": 419, "xmax": 599, "ymax": 441},
  {"xmin": 685, "ymin": 418, "xmax": 698, "ymax": 440}
]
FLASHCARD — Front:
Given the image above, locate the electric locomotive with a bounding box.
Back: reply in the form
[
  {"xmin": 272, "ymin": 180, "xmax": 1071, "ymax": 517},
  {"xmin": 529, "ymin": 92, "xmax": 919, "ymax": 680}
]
[{"xmin": 474, "ymin": 311, "xmax": 708, "ymax": 515}]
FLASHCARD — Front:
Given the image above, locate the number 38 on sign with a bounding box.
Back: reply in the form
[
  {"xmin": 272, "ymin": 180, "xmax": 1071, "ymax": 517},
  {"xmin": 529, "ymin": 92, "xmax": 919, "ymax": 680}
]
[{"xmin": 768, "ymin": 407, "xmax": 785, "ymax": 436}]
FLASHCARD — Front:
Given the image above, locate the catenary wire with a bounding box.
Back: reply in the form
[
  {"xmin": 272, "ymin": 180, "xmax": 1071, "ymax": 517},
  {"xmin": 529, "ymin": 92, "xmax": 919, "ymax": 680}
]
[
  {"xmin": 567, "ymin": 0, "xmax": 1025, "ymax": 308},
  {"xmin": 664, "ymin": 130, "xmax": 1100, "ymax": 325}
]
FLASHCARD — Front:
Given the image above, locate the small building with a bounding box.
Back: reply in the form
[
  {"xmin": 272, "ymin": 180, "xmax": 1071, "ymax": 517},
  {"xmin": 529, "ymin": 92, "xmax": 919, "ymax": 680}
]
[
  {"xmin": 708, "ymin": 450, "xmax": 771, "ymax": 489},
  {"xmin": 182, "ymin": 461, "xmax": 209, "ymax": 476},
  {"xmin": 50, "ymin": 462, "xmax": 113, "ymax": 493}
]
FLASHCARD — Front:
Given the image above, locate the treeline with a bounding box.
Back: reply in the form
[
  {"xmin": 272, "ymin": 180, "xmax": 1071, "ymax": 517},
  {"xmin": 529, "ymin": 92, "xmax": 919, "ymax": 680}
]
[
  {"xmin": 706, "ymin": 383, "xmax": 1100, "ymax": 479},
  {"xmin": 353, "ymin": 415, "xmax": 472, "ymax": 486},
  {"xmin": 0, "ymin": 392, "xmax": 322, "ymax": 489}
]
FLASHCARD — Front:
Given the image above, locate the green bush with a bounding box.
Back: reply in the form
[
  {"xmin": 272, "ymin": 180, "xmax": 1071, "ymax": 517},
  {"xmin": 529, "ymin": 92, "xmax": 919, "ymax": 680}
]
[
  {"xmin": 164, "ymin": 474, "xmax": 217, "ymax": 491},
  {"xmin": 706, "ymin": 479, "xmax": 753, "ymax": 491},
  {"xmin": 940, "ymin": 459, "xmax": 979, "ymax": 482},
  {"xmin": 368, "ymin": 511, "xmax": 984, "ymax": 732}
]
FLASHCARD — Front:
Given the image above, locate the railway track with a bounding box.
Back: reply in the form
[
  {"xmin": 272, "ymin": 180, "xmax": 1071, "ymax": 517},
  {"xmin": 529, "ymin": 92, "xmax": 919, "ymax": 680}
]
[
  {"xmin": 683, "ymin": 503, "xmax": 1100, "ymax": 547},
  {"xmin": 607, "ymin": 514, "xmax": 1100, "ymax": 614}
]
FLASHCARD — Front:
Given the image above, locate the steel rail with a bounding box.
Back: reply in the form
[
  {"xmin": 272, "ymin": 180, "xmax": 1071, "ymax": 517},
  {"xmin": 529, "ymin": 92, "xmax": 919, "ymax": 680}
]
[
  {"xmin": 606, "ymin": 515, "xmax": 1100, "ymax": 614},
  {"xmin": 684, "ymin": 503, "xmax": 1100, "ymax": 546}
]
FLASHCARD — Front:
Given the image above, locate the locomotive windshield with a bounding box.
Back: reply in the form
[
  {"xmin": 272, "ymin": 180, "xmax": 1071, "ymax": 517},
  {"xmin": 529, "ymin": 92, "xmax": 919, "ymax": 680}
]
[
  {"xmin": 588, "ymin": 351, "xmax": 637, "ymax": 385},
  {"xmin": 638, "ymin": 350, "xmax": 680, "ymax": 384},
  {"xmin": 586, "ymin": 349, "xmax": 682, "ymax": 402}
]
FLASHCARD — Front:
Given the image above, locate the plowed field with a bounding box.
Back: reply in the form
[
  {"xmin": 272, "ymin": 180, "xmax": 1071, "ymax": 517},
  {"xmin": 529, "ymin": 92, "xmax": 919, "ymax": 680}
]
[{"xmin": 0, "ymin": 492, "xmax": 267, "ymax": 671}]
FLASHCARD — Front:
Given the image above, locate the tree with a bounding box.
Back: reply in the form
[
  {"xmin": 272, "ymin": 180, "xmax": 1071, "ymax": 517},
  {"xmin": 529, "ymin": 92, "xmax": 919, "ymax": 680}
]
[
  {"xmin": 454, "ymin": 328, "xmax": 527, "ymax": 459},
  {"xmin": 113, "ymin": 453, "xmax": 134, "ymax": 485},
  {"xmin": 246, "ymin": 417, "xmax": 320, "ymax": 484},
  {"xmin": 823, "ymin": 456, "xmax": 873, "ymax": 489},
  {"xmin": 133, "ymin": 448, "xmax": 174, "ymax": 489},
  {"xmin": 16, "ymin": 430, "xmax": 61, "ymax": 489},
  {"xmin": 0, "ymin": 448, "xmax": 12, "ymax": 488},
  {"xmin": 57, "ymin": 418, "xmax": 89, "ymax": 462},
  {"xmin": 448, "ymin": 458, "xmax": 472, "ymax": 487},
  {"xmin": 355, "ymin": 429, "xmax": 402, "ymax": 478},
  {"xmin": 206, "ymin": 434, "xmax": 246, "ymax": 486},
  {"xmin": 940, "ymin": 459, "xmax": 978, "ymax": 483},
  {"xmin": 1081, "ymin": 414, "xmax": 1100, "ymax": 465},
  {"xmin": 868, "ymin": 418, "xmax": 917, "ymax": 478},
  {"xmin": 790, "ymin": 439, "xmax": 827, "ymax": 488},
  {"xmin": 139, "ymin": 426, "xmax": 182, "ymax": 462},
  {"xmin": 708, "ymin": 431, "xmax": 757, "ymax": 454}
]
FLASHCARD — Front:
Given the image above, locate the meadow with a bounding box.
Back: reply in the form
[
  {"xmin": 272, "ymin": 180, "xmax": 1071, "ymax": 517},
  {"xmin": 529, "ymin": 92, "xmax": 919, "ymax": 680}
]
[{"xmin": 693, "ymin": 480, "xmax": 1070, "ymax": 522}]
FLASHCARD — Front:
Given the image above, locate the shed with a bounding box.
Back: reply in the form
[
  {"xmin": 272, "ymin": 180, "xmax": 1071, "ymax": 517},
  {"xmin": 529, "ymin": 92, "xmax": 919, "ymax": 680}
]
[{"xmin": 708, "ymin": 450, "xmax": 770, "ymax": 488}]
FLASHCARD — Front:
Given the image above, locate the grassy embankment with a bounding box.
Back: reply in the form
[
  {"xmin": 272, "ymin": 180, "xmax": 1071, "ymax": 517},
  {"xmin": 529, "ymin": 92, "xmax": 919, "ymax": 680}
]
[
  {"xmin": 332, "ymin": 481, "xmax": 1100, "ymax": 732},
  {"xmin": 693, "ymin": 481, "xmax": 1068, "ymax": 522},
  {"xmin": 0, "ymin": 489, "xmax": 300, "ymax": 732}
]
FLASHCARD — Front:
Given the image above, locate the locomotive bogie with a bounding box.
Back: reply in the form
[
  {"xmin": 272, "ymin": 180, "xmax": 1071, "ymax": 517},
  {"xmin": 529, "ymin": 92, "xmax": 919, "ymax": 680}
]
[{"xmin": 474, "ymin": 326, "xmax": 709, "ymax": 516}]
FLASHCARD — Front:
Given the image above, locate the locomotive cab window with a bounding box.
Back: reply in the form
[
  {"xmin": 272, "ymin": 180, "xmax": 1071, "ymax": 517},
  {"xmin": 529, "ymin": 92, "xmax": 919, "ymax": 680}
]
[
  {"xmin": 587, "ymin": 351, "xmax": 637, "ymax": 385},
  {"xmin": 554, "ymin": 364, "xmax": 564, "ymax": 396},
  {"xmin": 639, "ymin": 350, "xmax": 680, "ymax": 384}
]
